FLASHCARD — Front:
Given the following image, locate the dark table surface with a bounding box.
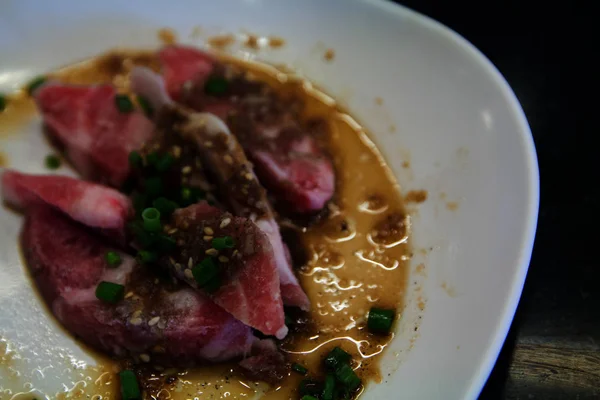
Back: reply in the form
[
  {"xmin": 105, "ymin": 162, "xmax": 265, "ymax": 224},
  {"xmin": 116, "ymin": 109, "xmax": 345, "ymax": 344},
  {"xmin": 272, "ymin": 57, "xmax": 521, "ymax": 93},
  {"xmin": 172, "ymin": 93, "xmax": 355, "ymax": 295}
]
[{"xmin": 393, "ymin": 1, "xmax": 598, "ymax": 399}]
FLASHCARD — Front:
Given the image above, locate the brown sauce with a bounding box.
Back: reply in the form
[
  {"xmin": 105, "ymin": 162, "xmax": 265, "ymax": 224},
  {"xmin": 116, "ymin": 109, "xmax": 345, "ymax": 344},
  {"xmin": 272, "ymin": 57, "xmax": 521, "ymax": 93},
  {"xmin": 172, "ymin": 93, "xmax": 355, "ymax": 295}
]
[{"xmin": 0, "ymin": 49, "xmax": 410, "ymax": 399}]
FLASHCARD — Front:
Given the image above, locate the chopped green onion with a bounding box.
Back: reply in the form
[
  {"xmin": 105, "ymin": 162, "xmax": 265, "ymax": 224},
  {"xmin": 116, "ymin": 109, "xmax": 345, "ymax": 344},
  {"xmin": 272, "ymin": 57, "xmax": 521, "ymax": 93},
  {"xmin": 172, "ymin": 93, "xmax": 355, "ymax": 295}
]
[
  {"xmin": 292, "ymin": 363, "xmax": 308, "ymax": 375},
  {"xmin": 137, "ymin": 95, "xmax": 153, "ymax": 117},
  {"xmin": 367, "ymin": 307, "xmax": 395, "ymax": 334},
  {"xmin": 299, "ymin": 379, "xmax": 324, "ymax": 397},
  {"xmin": 155, "ymin": 233, "xmax": 177, "ymax": 253},
  {"xmin": 152, "ymin": 197, "xmax": 179, "ymax": 216},
  {"xmin": 119, "ymin": 370, "xmax": 141, "ymax": 400},
  {"xmin": 0, "ymin": 94, "xmax": 6, "ymax": 112},
  {"xmin": 334, "ymin": 364, "xmax": 361, "ymax": 392},
  {"xmin": 146, "ymin": 152, "xmax": 160, "ymax": 167},
  {"xmin": 26, "ymin": 76, "xmax": 47, "ymax": 95},
  {"xmin": 322, "ymin": 374, "xmax": 336, "ymax": 400},
  {"xmin": 105, "ymin": 251, "xmax": 122, "ymax": 267},
  {"xmin": 115, "ymin": 94, "xmax": 134, "ymax": 113},
  {"xmin": 212, "ymin": 236, "xmax": 235, "ymax": 250},
  {"xmin": 202, "ymin": 275, "xmax": 222, "ymax": 293},
  {"xmin": 138, "ymin": 250, "xmax": 157, "ymax": 263},
  {"xmin": 128, "ymin": 151, "xmax": 143, "ymax": 168},
  {"xmin": 144, "ymin": 176, "xmax": 163, "ymax": 197},
  {"xmin": 324, "ymin": 347, "xmax": 351, "ymax": 371},
  {"xmin": 192, "ymin": 257, "xmax": 219, "ymax": 287},
  {"xmin": 204, "ymin": 77, "xmax": 229, "ymax": 96},
  {"xmin": 142, "ymin": 207, "xmax": 162, "ymax": 232},
  {"xmin": 129, "ymin": 221, "xmax": 154, "ymax": 248},
  {"xmin": 180, "ymin": 186, "xmax": 205, "ymax": 206},
  {"xmin": 301, "ymin": 396, "xmax": 318, "ymax": 400},
  {"xmin": 95, "ymin": 281, "xmax": 125, "ymax": 304},
  {"xmin": 155, "ymin": 153, "xmax": 174, "ymax": 172},
  {"xmin": 44, "ymin": 154, "xmax": 61, "ymax": 170}
]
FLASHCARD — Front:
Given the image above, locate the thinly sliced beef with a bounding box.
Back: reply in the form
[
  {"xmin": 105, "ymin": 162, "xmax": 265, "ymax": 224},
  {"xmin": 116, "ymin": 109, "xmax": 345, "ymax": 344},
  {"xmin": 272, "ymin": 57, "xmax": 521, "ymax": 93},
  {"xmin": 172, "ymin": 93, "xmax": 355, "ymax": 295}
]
[
  {"xmin": 159, "ymin": 45, "xmax": 215, "ymax": 100},
  {"xmin": 34, "ymin": 83, "xmax": 154, "ymax": 187},
  {"xmin": 158, "ymin": 45, "xmax": 335, "ymax": 213},
  {"xmin": 2, "ymin": 170, "xmax": 131, "ymax": 242},
  {"xmin": 163, "ymin": 202, "xmax": 287, "ymax": 339},
  {"xmin": 22, "ymin": 206, "xmax": 253, "ymax": 364},
  {"xmin": 131, "ymin": 67, "xmax": 310, "ymax": 310},
  {"xmin": 239, "ymin": 339, "xmax": 288, "ymax": 384}
]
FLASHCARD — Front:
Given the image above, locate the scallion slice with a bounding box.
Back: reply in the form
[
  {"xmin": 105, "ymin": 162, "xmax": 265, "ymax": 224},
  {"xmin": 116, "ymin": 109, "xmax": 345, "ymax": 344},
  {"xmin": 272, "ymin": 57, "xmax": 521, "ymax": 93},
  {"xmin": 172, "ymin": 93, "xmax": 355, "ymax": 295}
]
[
  {"xmin": 152, "ymin": 197, "xmax": 179, "ymax": 216},
  {"xmin": 367, "ymin": 307, "xmax": 395, "ymax": 334},
  {"xmin": 212, "ymin": 236, "xmax": 235, "ymax": 250},
  {"xmin": 192, "ymin": 257, "xmax": 219, "ymax": 287},
  {"xmin": 137, "ymin": 95, "xmax": 153, "ymax": 117},
  {"xmin": 138, "ymin": 250, "xmax": 157, "ymax": 263},
  {"xmin": 128, "ymin": 151, "xmax": 143, "ymax": 168},
  {"xmin": 334, "ymin": 364, "xmax": 361, "ymax": 392},
  {"xmin": 105, "ymin": 251, "xmax": 122, "ymax": 267},
  {"xmin": 115, "ymin": 94, "xmax": 134, "ymax": 113},
  {"xmin": 155, "ymin": 233, "xmax": 177, "ymax": 253},
  {"xmin": 142, "ymin": 207, "xmax": 161, "ymax": 232},
  {"xmin": 44, "ymin": 154, "xmax": 61, "ymax": 170},
  {"xmin": 95, "ymin": 281, "xmax": 124, "ymax": 304},
  {"xmin": 321, "ymin": 374, "xmax": 336, "ymax": 400},
  {"xmin": 204, "ymin": 77, "xmax": 229, "ymax": 96},
  {"xmin": 324, "ymin": 347, "xmax": 351, "ymax": 371},
  {"xmin": 26, "ymin": 76, "xmax": 47, "ymax": 95},
  {"xmin": 301, "ymin": 396, "xmax": 318, "ymax": 400},
  {"xmin": 119, "ymin": 370, "xmax": 141, "ymax": 400},
  {"xmin": 155, "ymin": 153, "xmax": 174, "ymax": 172},
  {"xmin": 292, "ymin": 363, "xmax": 308, "ymax": 375}
]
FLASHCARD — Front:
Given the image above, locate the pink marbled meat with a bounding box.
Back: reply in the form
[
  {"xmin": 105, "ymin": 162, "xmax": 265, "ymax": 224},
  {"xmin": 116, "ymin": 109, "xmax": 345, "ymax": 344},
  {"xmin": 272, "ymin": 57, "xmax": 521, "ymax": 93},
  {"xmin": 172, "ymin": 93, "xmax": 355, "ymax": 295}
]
[
  {"xmin": 21, "ymin": 206, "xmax": 253, "ymax": 363},
  {"xmin": 34, "ymin": 83, "xmax": 154, "ymax": 187},
  {"xmin": 158, "ymin": 45, "xmax": 335, "ymax": 214},
  {"xmin": 168, "ymin": 202, "xmax": 287, "ymax": 339},
  {"xmin": 2, "ymin": 170, "xmax": 131, "ymax": 240},
  {"xmin": 159, "ymin": 45, "xmax": 215, "ymax": 100}
]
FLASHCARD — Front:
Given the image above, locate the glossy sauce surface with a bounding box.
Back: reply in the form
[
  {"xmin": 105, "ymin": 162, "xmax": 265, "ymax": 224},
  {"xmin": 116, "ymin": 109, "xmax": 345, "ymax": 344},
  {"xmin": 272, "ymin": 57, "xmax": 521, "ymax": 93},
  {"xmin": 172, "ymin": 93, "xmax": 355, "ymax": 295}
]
[{"xmin": 0, "ymin": 49, "xmax": 410, "ymax": 400}]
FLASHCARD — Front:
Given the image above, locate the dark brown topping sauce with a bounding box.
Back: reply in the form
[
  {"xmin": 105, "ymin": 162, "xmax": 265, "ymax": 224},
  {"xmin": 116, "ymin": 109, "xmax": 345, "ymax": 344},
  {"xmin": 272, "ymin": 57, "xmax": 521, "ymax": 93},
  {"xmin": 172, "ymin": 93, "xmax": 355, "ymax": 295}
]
[{"xmin": 1, "ymin": 48, "xmax": 413, "ymax": 399}]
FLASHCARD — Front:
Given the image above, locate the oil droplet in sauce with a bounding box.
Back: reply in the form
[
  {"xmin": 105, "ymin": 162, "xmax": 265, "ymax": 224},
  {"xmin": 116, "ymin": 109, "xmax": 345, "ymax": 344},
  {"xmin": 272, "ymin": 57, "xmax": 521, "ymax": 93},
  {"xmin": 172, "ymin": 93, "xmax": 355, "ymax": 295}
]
[{"xmin": 0, "ymin": 47, "xmax": 410, "ymax": 400}]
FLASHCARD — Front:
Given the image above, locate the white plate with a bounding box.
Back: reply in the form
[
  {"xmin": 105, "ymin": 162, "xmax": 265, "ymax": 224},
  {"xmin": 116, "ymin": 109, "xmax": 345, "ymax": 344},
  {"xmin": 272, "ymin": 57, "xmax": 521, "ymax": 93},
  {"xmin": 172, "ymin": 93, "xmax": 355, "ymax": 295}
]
[{"xmin": 0, "ymin": 0, "xmax": 538, "ymax": 399}]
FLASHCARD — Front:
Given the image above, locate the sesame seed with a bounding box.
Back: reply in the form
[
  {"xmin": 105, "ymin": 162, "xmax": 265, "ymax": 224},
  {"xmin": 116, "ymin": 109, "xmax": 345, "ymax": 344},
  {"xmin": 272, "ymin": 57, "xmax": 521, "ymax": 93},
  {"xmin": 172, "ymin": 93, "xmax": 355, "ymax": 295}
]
[
  {"xmin": 184, "ymin": 269, "xmax": 194, "ymax": 279},
  {"xmin": 203, "ymin": 235, "xmax": 213, "ymax": 241},
  {"xmin": 204, "ymin": 141, "xmax": 213, "ymax": 148},
  {"xmin": 206, "ymin": 248, "xmax": 219, "ymax": 256},
  {"xmin": 172, "ymin": 146, "xmax": 182, "ymax": 158},
  {"xmin": 188, "ymin": 257, "xmax": 193, "ymax": 268},
  {"xmin": 218, "ymin": 256, "xmax": 229, "ymax": 263},
  {"xmin": 148, "ymin": 316, "xmax": 160, "ymax": 326},
  {"xmin": 204, "ymin": 227, "xmax": 214, "ymax": 235},
  {"xmin": 169, "ymin": 257, "xmax": 176, "ymax": 265},
  {"xmin": 130, "ymin": 317, "xmax": 143, "ymax": 326},
  {"xmin": 154, "ymin": 278, "xmax": 159, "ymax": 284},
  {"xmin": 168, "ymin": 228, "xmax": 178, "ymax": 235},
  {"xmin": 177, "ymin": 239, "xmax": 185, "ymax": 246},
  {"xmin": 140, "ymin": 353, "xmax": 151, "ymax": 362},
  {"xmin": 125, "ymin": 291, "xmax": 134, "ymax": 299},
  {"xmin": 245, "ymin": 173, "xmax": 253, "ymax": 180},
  {"xmin": 181, "ymin": 166, "xmax": 192, "ymax": 174},
  {"xmin": 132, "ymin": 310, "xmax": 142, "ymax": 319},
  {"xmin": 174, "ymin": 263, "xmax": 182, "ymax": 272},
  {"xmin": 153, "ymin": 345, "xmax": 166, "ymax": 353},
  {"xmin": 224, "ymin": 154, "xmax": 233, "ymax": 164},
  {"xmin": 157, "ymin": 320, "xmax": 166, "ymax": 329},
  {"xmin": 195, "ymin": 158, "xmax": 202, "ymax": 168},
  {"xmin": 220, "ymin": 218, "xmax": 231, "ymax": 228}
]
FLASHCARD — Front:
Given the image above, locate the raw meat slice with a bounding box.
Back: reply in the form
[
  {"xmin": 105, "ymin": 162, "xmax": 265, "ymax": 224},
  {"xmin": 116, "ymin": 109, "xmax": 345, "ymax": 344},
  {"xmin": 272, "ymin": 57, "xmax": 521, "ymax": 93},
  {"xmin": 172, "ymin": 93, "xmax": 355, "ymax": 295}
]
[
  {"xmin": 34, "ymin": 83, "xmax": 154, "ymax": 187},
  {"xmin": 131, "ymin": 67, "xmax": 310, "ymax": 310},
  {"xmin": 165, "ymin": 202, "xmax": 286, "ymax": 339},
  {"xmin": 21, "ymin": 206, "xmax": 253, "ymax": 364},
  {"xmin": 2, "ymin": 170, "xmax": 131, "ymax": 241},
  {"xmin": 159, "ymin": 45, "xmax": 215, "ymax": 100},
  {"xmin": 158, "ymin": 45, "xmax": 335, "ymax": 213}
]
